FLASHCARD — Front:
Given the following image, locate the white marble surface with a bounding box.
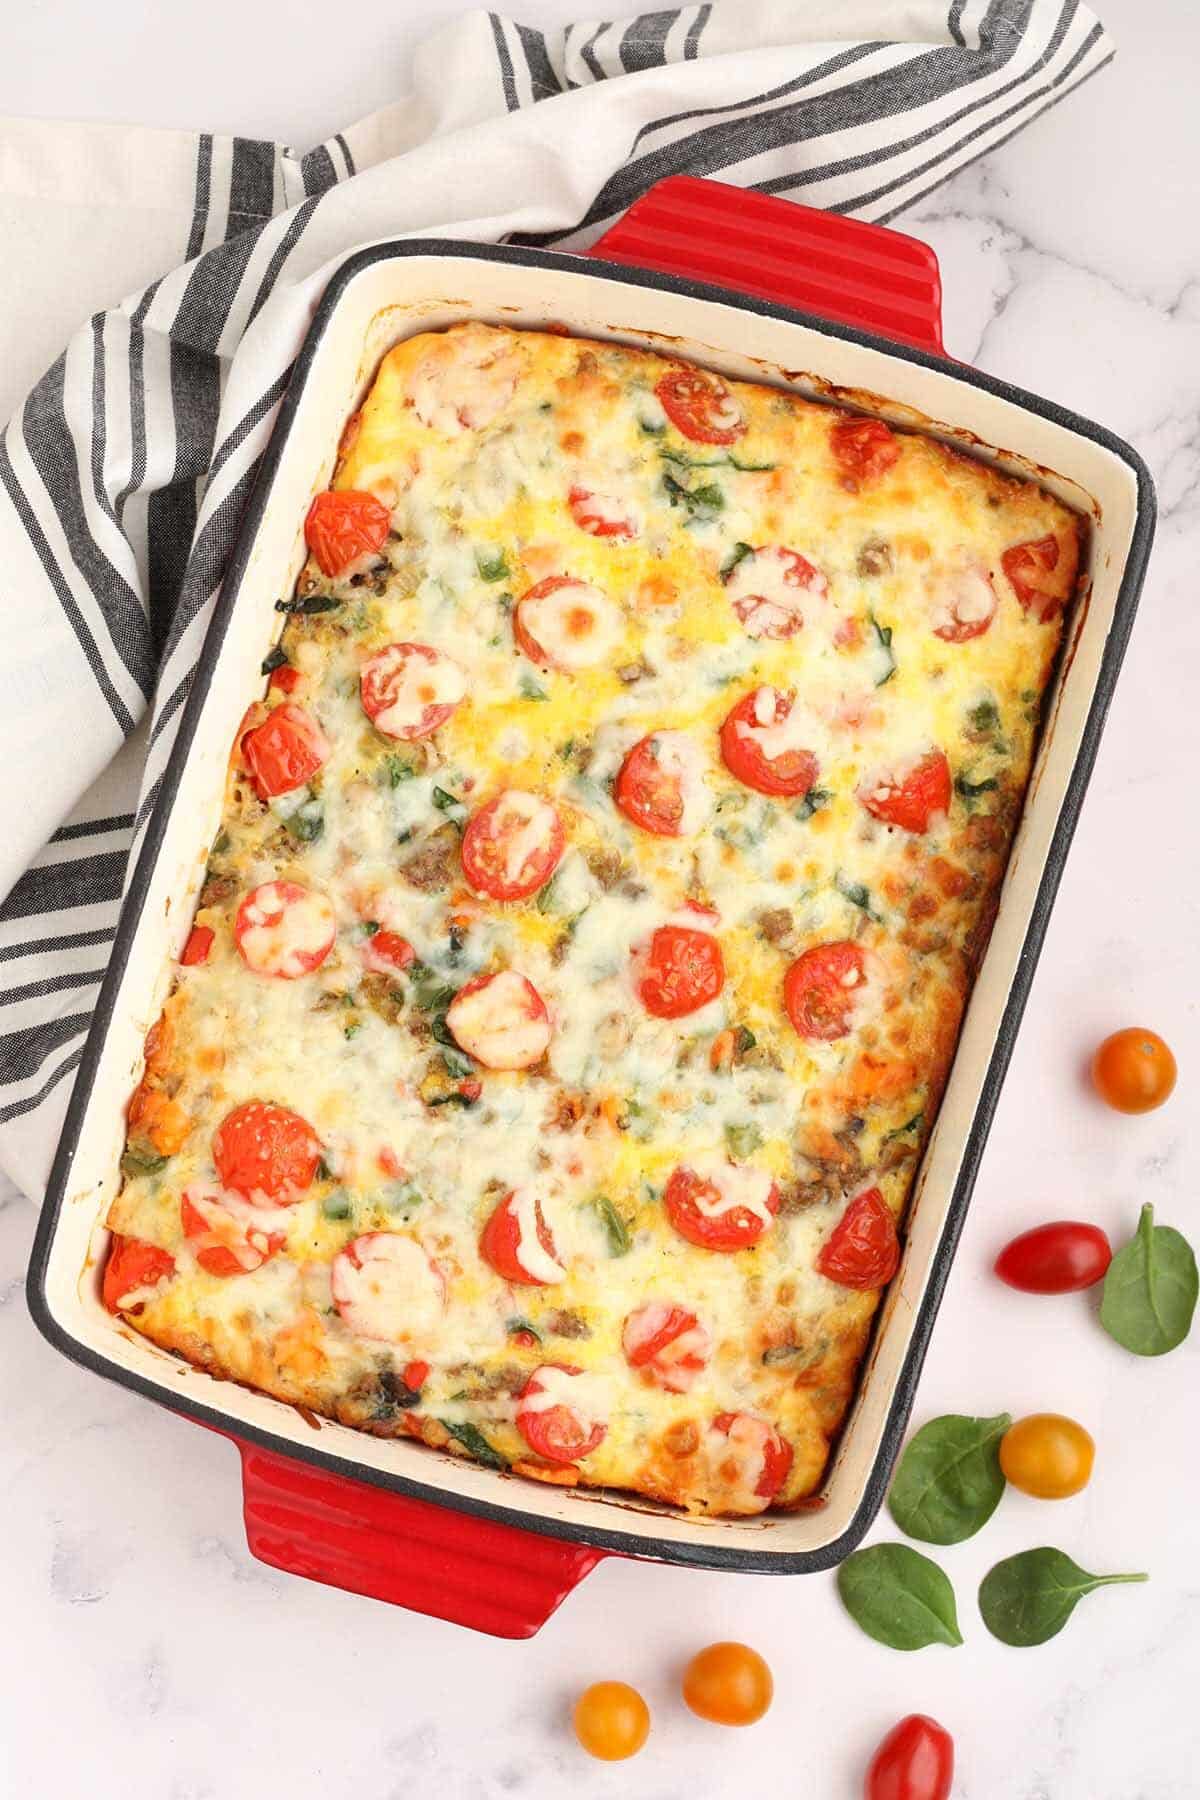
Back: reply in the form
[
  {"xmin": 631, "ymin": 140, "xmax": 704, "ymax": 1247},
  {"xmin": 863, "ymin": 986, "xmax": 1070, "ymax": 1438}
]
[{"xmin": 2, "ymin": 3, "xmax": 1198, "ymax": 1794}]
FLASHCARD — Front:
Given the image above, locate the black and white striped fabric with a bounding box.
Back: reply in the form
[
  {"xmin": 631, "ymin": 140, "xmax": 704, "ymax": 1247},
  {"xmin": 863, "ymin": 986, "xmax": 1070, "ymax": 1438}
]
[{"xmin": 0, "ymin": 0, "xmax": 1112, "ymax": 1199}]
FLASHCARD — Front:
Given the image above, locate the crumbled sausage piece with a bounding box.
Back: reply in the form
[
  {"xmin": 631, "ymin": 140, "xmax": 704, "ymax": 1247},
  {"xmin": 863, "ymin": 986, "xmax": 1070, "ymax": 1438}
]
[
  {"xmin": 857, "ymin": 536, "xmax": 894, "ymax": 577},
  {"xmin": 399, "ymin": 823, "xmax": 459, "ymax": 891},
  {"xmin": 546, "ymin": 1309, "xmax": 590, "ymax": 1340},
  {"xmin": 757, "ymin": 906, "xmax": 793, "ymax": 944},
  {"xmin": 586, "ymin": 847, "xmax": 624, "ymax": 889}
]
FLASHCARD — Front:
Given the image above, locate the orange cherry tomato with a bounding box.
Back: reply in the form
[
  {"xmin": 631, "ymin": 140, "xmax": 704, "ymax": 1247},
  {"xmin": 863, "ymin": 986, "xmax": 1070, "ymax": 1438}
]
[
  {"xmin": 999, "ymin": 1413, "xmax": 1094, "ymax": 1499},
  {"xmin": 681, "ymin": 1642, "xmax": 773, "ymax": 1727},
  {"xmin": 1091, "ymin": 1027, "xmax": 1177, "ymax": 1114},
  {"xmin": 304, "ymin": 488, "xmax": 390, "ymax": 577},
  {"xmin": 572, "ymin": 1681, "xmax": 650, "ymax": 1761},
  {"xmin": 830, "ymin": 415, "xmax": 900, "ymax": 489},
  {"xmin": 103, "ymin": 1235, "xmax": 175, "ymax": 1313},
  {"xmin": 655, "ymin": 366, "xmax": 745, "ymax": 445},
  {"xmin": 212, "ymin": 1101, "xmax": 322, "ymax": 1202}
]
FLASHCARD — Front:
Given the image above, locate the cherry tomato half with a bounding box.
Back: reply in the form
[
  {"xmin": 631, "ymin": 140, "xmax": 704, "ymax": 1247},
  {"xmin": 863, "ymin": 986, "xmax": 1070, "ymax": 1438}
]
[
  {"xmin": 635, "ymin": 924, "xmax": 725, "ymax": 1018},
  {"xmin": 860, "ymin": 749, "xmax": 952, "ymax": 835},
  {"xmin": 655, "ymin": 366, "xmax": 745, "ymax": 445},
  {"xmin": 614, "ymin": 731, "xmax": 705, "ymax": 837},
  {"xmin": 865, "ymin": 1714, "xmax": 954, "ymax": 1800},
  {"xmin": 304, "ymin": 488, "xmax": 390, "ymax": 577},
  {"xmin": 572, "ymin": 1682, "xmax": 650, "ymax": 1761},
  {"xmin": 784, "ymin": 941, "xmax": 867, "ymax": 1041},
  {"xmin": 720, "ymin": 686, "xmax": 819, "ymax": 797},
  {"xmin": 460, "ymin": 790, "xmax": 565, "ymax": 902},
  {"xmin": 681, "ymin": 1642, "xmax": 773, "ymax": 1727},
  {"xmin": 664, "ymin": 1161, "xmax": 780, "ymax": 1253},
  {"xmin": 999, "ymin": 1413, "xmax": 1094, "ymax": 1499},
  {"xmin": 241, "ymin": 702, "xmax": 330, "ymax": 801},
  {"xmin": 1002, "ymin": 532, "xmax": 1062, "ymax": 621},
  {"xmin": 103, "ymin": 1236, "xmax": 175, "ymax": 1313},
  {"xmin": 1091, "ymin": 1027, "xmax": 1177, "ymax": 1114},
  {"xmin": 831, "ymin": 415, "xmax": 900, "ymax": 490},
  {"xmin": 817, "ymin": 1188, "xmax": 899, "ymax": 1289},
  {"xmin": 211, "ymin": 1101, "xmax": 322, "ymax": 1202},
  {"xmin": 994, "ymin": 1220, "xmax": 1112, "ymax": 1293}
]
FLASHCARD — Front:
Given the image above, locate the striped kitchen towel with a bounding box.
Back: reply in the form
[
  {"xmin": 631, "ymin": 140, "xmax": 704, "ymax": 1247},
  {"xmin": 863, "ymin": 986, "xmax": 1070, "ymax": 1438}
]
[{"xmin": 0, "ymin": 0, "xmax": 1112, "ymax": 1200}]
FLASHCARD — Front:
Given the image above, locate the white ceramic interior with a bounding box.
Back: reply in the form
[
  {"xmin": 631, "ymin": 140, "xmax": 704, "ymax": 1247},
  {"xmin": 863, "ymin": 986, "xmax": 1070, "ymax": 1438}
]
[{"xmin": 32, "ymin": 245, "xmax": 1149, "ymax": 1569}]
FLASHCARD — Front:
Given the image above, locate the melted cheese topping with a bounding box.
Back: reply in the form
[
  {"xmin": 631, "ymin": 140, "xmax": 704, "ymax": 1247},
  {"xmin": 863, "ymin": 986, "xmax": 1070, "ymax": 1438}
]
[{"xmin": 107, "ymin": 322, "xmax": 1080, "ymax": 1517}]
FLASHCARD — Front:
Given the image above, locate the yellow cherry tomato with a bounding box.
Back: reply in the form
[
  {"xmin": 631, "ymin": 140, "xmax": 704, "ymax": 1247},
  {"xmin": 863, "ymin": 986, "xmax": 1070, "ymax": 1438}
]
[
  {"xmin": 1091, "ymin": 1027, "xmax": 1176, "ymax": 1114},
  {"xmin": 572, "ymin": 1682, "xmax": 650, "ymax": 1761},
  {"xmin": 681, "ymin": 1642, "xmax": 773, "ymax": 1726},
  {"xmin": 1000, "ymin": 1413, "xmax": 1095, "ymax": 1499}
]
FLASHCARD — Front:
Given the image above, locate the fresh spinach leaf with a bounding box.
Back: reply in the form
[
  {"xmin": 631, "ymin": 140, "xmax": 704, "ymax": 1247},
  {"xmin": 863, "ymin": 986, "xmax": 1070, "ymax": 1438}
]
[
  {"xmin": 888, "ymin": 1412, "xmax": 1011, "ymax": 1544},
  {"xmin": 837, "ymin": 1543, "xmax": 963, "ymax": 1651},
  {"xmin": 978, "ymin": 1548, "xmax": 1147, "ymax": 1647},
  {"xmin": 589, "ymin": 1195, "xmax": 631, "ymax": 1256},
  {"xmin": 1100, "ymin": 1203, "xmax": 1198, "ymax": 1356},
  {"xmin": 475, "ymin": 547, "xmax": 509, "ymax": 583},
  {"xmin": 440, "ymin": 1420, "xmax": 507, "ymax": 1469},
  {"xmin": 275, "ymin": 594, "xmax": 341, "ymax": 615}
]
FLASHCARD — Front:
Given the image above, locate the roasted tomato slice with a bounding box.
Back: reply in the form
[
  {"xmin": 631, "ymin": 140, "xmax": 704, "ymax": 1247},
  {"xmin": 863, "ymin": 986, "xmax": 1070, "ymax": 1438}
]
[
  {"xmin": 1002, "ymin": 532, "xmax": 1065, "ymax": 621},
  {"xmin": 461, "ymin": 790, "xmax": 565, "ymax": 902},
  {"xmin": 830, "ymin": 415, "xmax": 900, "ymax": 490},
  {"xmin": 654, "ymin": 366, "xmax": 745, "ymax": 445},
  {"xmin": 480, "ymin": 1188, "xmax": 566, "ymax": 1285},
  {"xmin": 720, "ymin": 686, "xmax": 820, "ymax": 798},
  {"xmin": 622, "ymin": 1301, "xmax": 711, "ymax": 1393},
  {"xmin": 304, "ymin": 489, "xmax": 390, "ymax": 577},
  {"xmin": 360, "ymin": 929, "xmax": 416, "ymax": 976},
  {"xmin": 360, "ymin": 642, "xmax": 466, "ymax": 740},
  {"xmin": 614, "ymin": 731, "xmax": 708, "ymax": 837},
  {"xmin": 211, "ymin": 1101, "xmax": 321, "ymax": 1202},
  {"xmin": 724, "ymin": 545, "xmax": 827, "ymax": 640},
  {"xmin": 860, "ymin": 748, "xmax": 952, "ymax": 834},
  {"xmin": 181, "ymin": 1189, "xmax": 287, "ymax": 1278},
  {"xmin": 664, "ymin": 1160, "xmax": 780, "ymax": 1253},
  {"xmin": 816, "ymin": 1186, "xmax": 900, "ymax": 1289},
  {"xmin": 102, "ymin": 1236, "xmax": 175, "ymax": 1313},
  {"xmin": 568, "ymin": 485, "xmax": 638, "ymax": 540},
  {"xmin": 711, "ymin": 1412, "xmax": 793, "ymax": 1502},
  {"xmin": 513, "ymin": 576, "xmax": 623, "ymax": 671},
  {"xmin": 241, "ymin": 703, "xmax": 330, "ymax": 801},
  {"xmin": 331, "ymin": 1232, "xmax": 446, "ymax": 1342},
  {"xmin": 635, "ymin": 924, "xmax": 725, "ymax": 1019},
  {"xmin": 180, "ymin": 925, "xmax": 213, "ymax": 966},
  {"xmin": 783, "ymin": 941, "xmax": 867, "ymax": 1041},
  {"xmin": 930, "ymin": 564, "xmax": 997, "ymax": 642},
  {"xmin": 445, "ymin": 971, "xmax": 551, "ymax": 1070},
  {"xmin": 516, "ymin": 1364, "xmax": 607, "ymax": 1464},
  {"xmin": 234, "ymin": 881, "xmax": 336, "ymax": 979}
]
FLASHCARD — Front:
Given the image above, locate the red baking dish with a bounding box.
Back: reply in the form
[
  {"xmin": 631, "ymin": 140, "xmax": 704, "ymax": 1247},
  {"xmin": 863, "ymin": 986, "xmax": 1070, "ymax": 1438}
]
[{"xmin": 27, "ymin": 177, "xmax": 1154, "ymax": 1638}]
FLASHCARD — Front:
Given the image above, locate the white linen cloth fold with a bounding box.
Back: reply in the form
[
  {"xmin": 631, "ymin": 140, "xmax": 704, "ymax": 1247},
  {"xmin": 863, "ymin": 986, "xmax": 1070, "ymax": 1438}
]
[{"xmin": 0, "ymin": 0, "xmax": 1113, "ymax": 1199}]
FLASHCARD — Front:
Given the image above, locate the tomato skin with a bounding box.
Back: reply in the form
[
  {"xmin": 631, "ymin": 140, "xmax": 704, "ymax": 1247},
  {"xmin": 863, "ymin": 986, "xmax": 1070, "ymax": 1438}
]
[
  {"xmin": 999, "ymin": 1413, "xmax": 1094, "ymax": 1499},
  {"xmin": 516, "ymin": 1364, "xmax": 607, "ymax": 1463},
  {"xmin": 1091, "ymin": 1026, "xmax": 1177, "ymax": 1114},
  {"xmin": 831, "ymin": 415, "xmax": 900, "ymax": 489},
  {"xmin": 180, "ymin": 925, "xmax": 213, "ymax": 966},
  {"xmin": 573, "ymin": 1682, "xmax": 650, "ymax": 1761},
  {"xmin": 241, "ymin": 703, "xmax": 330, "ymax": 801},
  {"xmin": 304, "ymin": 488, "xmax": 390, "ymax": 577},
  {"xmin": 930, "ymin": 565, "xmax": 997, "ymax": 643},
  {"xmin": 711, "ymin": 1412, "xmax": 793, "ymax": 1500},
  {"xmin": 567, "ymin": 486, "xmax": 637, "ymax": 540},
  {"xmin": 181, "ymin": 1191, "xmax": 285, "ymax": 1278},
  {"xmin": 720, "ymin": 687, "xmax": 819, "ymax": 798},
  {"xmin": 461, "ymin": 791, "xmax": 565, "ymax": 902},
  {"xmin": 480, "ymin": 1189, "xmax": 563, "ymax": 1286},
  {"xmin": 681, "ymin": 1642, "xmax": 773, "ymax": 1727},
  {"xmin": 664, "ymin": 1163, "xmax": 779, "ymax": 1253},
  {"xmin": 994, "ymin": 1220, "xmax": 1112, "ymax": 1293},
  {"xmin": 655, "ymin": 366, "xmax": 745, "ymax": 444},
  {"xmin": 635, "ymin": 925, "xmax": 724, "ymax": 1019},
  {"xmin": 103, "ymin": 1236, "xmax": 175, "ymax": 1313},
  {"xmin": 622, "ymin": 1301, "xmax": 710, "ymax": 1392},
  {"xmin": 360, "ymin": 642, "xmax": 465, "ymax": 740},
  {"xmin": 234, "ymin": 881, "xmax": 336, "ymax": 979},
  {"xmin": 614, "ymin": 732, "xmax": 703, "ymax": 837},
  {"xmin": 267, "ymin": 662, "xmax": 302, "ymax": 695},
  {"xmin": 865, "ymin": 1714, "xmax": 954, "ymax": 1800},
  {"xmin": 783, "ymin": 941, "xmax": 867, "ymax": 1041},
  {"xmin": 860, "ymin": 749, "xmax": 952, "ymax": 834},
  {"xmin": 817, "ymin": 1187, "xmax": 899, "ymax": 1289},
  {"xmin": 1002, "ymin": 532, "xmax": 1062, "ymax": 620},
  {"xmin": 211, "ymin": 1101, "xmax": 321, "ymax": 1202},
  {"xmin": 445, "ymin": 970, "xmax": 552, "ymax": 1070}
]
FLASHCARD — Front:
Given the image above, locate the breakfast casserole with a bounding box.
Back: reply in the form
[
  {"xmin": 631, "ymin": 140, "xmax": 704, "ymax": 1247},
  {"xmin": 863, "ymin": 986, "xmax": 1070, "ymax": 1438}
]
[{"xmin": 101, "ymin": 322, "xmax": 1081, "ymax": 1515}]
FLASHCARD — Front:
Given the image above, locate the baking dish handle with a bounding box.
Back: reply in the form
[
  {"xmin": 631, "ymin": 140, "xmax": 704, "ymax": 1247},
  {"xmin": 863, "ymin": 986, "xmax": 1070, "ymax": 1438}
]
[
  {"xmin": 585, "ymin": 174, "xmax": 946, "ymax": 356},
  {"xmin": 235, "ymin": 1438, "xmax": 605, "ymax": 1639}
]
